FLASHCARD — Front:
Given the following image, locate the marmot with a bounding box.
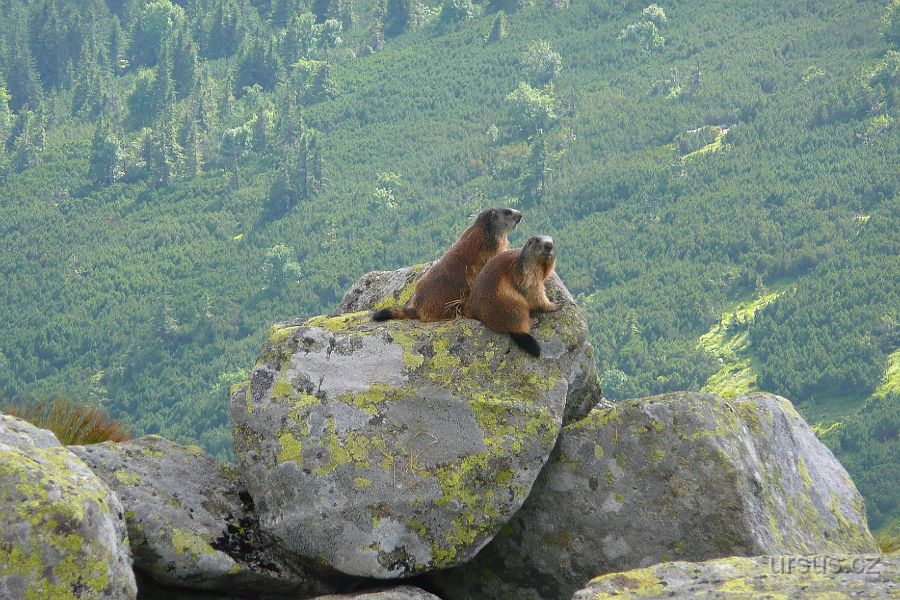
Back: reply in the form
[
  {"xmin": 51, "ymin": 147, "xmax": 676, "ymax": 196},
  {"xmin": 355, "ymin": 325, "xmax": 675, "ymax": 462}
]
[
  {"xmin": 372, "ymin": 208, "xmax": 523, "ymax": 322},
  {"xmin": 464, "ymin": 235, "xmax": 560, "ymax": 357}
]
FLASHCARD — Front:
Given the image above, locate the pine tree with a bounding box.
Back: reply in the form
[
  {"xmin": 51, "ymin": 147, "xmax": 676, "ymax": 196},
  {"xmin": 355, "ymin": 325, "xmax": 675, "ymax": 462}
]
[
  {"xmin": 73, "ymin": 35, "xmax": 103, "ymax": 116},
  {"xmin": 28, "ymin": 0, "xmax": 65, "ymax": 89},
  {"xmin": 170, "ymin": 23, "xmax": 199, "ymax": 98},
  {"xmin": 252, "ymin": 103, "xmax": 270, "ymax": 152},
  {"xmin": 181, "ymin": 116, "xmax": 203, "ymax": 177},
  {"xmin": 384, "ymin": 0, "xmax": 411, "ymax": 36},
  {"xmin": 486, "ymin": 11, "xmax": 507, "ymax": 42},
  {"xmin": 520, "ymin": 132, "xmax": 547, "ymax": 206},
  {"xmin": 154, "ymin": 44, "xmax": 176, "ymax": 112},
  {"xmin": 307, "ymin": 130, "xmax": 323, "ymax": 195},
  {"xmin": 0, "ymin": 83, "xmax": 11, "ymax": 177},
  {"xmin": 12, "ymin": 108, "xmax": 45, "ymax": 172},
  {"xmin": 109, "ymin": 16, "xmax": 126, "ymax": 73},
  {"xmin": 329, "ymin": 0, "xmax": 354, "ymax": 30},
  {"xmin": 309, "ymin": 61, "xmax": 333, "ymax": 102},
  {"xmin": 149, "ymin": 117, "xmax": 183, "ymax": 188},
  {"xmin": 89, "ymin": 120, "xmax": 125, "ymax": 186},
  {"xmin": 6, "ymin": 42, "xmax": 44, "ymax": 111}
]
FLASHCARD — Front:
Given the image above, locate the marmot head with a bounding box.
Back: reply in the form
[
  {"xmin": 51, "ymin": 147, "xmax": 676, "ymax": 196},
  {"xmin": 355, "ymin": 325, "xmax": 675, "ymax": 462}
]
[
  {"xmin": 523, "ymin": 235, "xmax": 556, "ymax": 261},
  {"xmin": 477, "ymin": 207, "xmax": 522, "ymax": 238}
]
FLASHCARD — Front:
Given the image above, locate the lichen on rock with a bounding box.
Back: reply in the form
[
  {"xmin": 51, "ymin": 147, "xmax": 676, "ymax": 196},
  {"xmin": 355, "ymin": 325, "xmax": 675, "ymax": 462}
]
[
  {"xmin": 428, "ymin": 392, "xmax": 877, "ymax": 600},
  {"xmin": 69, "ymin": 435, "xmax": 336, "ymax": 596},
  {"xmin": 230, "ymin": 266, "xmax": 602, "ymax": 579},
  {"xmin": 0, "ymin": 414, "xmax": 137, "ymax": 600},
  {"xmin": 571, "ymin": 553, "xmax": 899, "ymax": 599}
]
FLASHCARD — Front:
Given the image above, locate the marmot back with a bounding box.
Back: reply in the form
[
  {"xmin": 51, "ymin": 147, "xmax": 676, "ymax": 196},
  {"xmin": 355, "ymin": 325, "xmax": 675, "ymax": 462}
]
[{"xmin": 372, "ymin": 208, "xmax": 522, "ymax": 322}]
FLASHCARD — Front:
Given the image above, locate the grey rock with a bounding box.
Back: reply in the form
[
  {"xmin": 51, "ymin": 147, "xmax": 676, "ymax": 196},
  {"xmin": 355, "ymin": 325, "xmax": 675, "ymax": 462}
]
[
  {"xmin": 337, "ymin": 264, "xmax": 601, "ymax": 425},
  {"xmin": 70, "ymin": 435, "xmax": 336, "ymax": 596},
  {"xmin": 337, "ymin": 263, "xmax": 431, "ymax": 315},
  {"xmin": 571, "ymin": 553, "xmax": 898, "ymax": 599},
  {"xmin": 0, "ymin": 414, "xmax": 137, "ymax": 599},
  {"xmin": 312, "ymin": 585, "xmax": 442, "ymax": 599},
  {"xmin": 429, "ymin": 392, "xmax": 877, "ymax": 600},
  {"xmin": 230, "ymin": 267, "xmax": 599, "ymax": 578},
  {"xmin": 0, "ymin": 412, "xmax": 61, "ymax": 449}
]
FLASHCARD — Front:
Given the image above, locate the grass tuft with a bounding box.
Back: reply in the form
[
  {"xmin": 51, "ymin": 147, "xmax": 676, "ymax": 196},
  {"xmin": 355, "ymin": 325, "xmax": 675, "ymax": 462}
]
[
  {"xmin": 875, "ymin": 531, "xmax": 900, "ymax": 554},
  {"xmin": 3, "ymin": 397, "xmax": 131, "ymax": 445}
]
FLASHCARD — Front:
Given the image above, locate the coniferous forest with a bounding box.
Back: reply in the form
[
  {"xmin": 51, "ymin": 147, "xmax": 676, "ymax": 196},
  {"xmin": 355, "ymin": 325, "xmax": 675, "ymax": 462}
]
[{"xmin": 0, "ymin": 0, "xmax": 897, "ymax": 532}]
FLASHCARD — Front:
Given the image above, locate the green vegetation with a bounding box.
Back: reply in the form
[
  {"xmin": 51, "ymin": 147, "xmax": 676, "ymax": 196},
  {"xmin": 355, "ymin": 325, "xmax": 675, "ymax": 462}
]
[{"xmin": 0, "ymin": 0, "xmax": 896, "ymax": 528}]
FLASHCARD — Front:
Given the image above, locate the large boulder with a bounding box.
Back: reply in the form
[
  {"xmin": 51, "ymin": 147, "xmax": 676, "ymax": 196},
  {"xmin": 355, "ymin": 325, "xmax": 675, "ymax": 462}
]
[
  {"xmin": 571, "ymin": 553, "xmax": 898, "ymax": 599},
  {"xmin": 0, "ymin": 414, "xmax": 137, "ymax": 599},
  {"xmin": 230, "ymin": 267, "xmax": 601, "ymax": 579},
  {"xmin": 70, "ymin": 435, "xmax": 336, "ymax": 596},
  {"xmin": 429, "ymin": 392, "xmax": 877, "ymax": 600},
  {"xmin": 337, "ymin": 264, "xmax": 602, "ymax": 425}
]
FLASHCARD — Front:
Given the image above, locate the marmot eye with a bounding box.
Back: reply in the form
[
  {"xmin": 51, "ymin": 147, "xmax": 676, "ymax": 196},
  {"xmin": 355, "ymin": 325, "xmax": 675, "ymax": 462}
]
[{"xmin": 503, "ymin": 209, "xmax": 512, "ymax": 215}]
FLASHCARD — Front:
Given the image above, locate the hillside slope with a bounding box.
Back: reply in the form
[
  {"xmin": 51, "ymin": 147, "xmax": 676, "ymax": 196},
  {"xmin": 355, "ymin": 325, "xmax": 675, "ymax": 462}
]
[{"xmin": 0, "ymin": 0, "xmax": 897, "ymax": 527}]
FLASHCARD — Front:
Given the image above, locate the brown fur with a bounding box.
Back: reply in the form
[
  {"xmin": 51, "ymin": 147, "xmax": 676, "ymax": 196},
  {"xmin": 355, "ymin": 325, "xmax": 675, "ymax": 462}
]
[
  {"xmin": 464, "ymin": 236, "xmax": 560, "ymax": 355},
  {"xmin": 373, "ymin": 208, "xmax": 522, "ymax": 322}
]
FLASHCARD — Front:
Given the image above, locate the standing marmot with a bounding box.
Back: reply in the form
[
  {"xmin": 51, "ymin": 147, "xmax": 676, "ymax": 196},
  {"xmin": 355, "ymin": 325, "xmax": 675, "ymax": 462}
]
[
  {"xmin": 372, "ymin": 208, "xmax": 523, "ymax": 322},
  {"xmin": 464, "ymin": 235, "xmax": 560, "ymax": 357}
]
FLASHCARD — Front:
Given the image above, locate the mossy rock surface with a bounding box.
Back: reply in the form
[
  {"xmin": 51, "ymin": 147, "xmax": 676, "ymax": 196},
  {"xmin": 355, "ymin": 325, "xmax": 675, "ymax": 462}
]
[
  {"xmin": 230, "ymin": 269, "xmax": 599, "ymax": 578},
  {"xmin": 70, "ymin": 436, "xmax": 336, "ymax": 596},
  {"xmin": 0, "ymin": 413, "xmax": 137, "ymax": 600},
  {"xmin": 429, "ymin": 392, "xmax": 877, "ymax": 600},
  {"xmin": 571, "ymin": 553, "xmax": 898, "ymax": 599}
]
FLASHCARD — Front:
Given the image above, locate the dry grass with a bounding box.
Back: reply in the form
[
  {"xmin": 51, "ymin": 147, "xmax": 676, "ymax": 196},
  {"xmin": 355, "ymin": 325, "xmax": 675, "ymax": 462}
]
[
  {"xmin": 3, "ymin": 397, "xmax": 131, "ymax": 445},
  {"xmin": 876, "ymin": 531, "xmax": 900, "ymax": 554}
]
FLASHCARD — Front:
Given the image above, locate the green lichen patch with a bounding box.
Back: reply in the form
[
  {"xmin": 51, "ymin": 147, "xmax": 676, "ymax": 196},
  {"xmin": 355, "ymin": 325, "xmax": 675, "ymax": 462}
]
[
  {"xmin": 372, "ymin": 264, "xmax": 428, "ymax": 311},
  {"xmin": 114, "ymin": 469, "xmax": 141, "ymax": 486},
  {"xmin": 277, "ymin": 432, "xmax": 303, "ymax": 465},
  {"xmin": 0, "ymin": 446, "xmax": 129, "ymax": 598},
  {"xmin": 172, "ymin": 528, "xmax": 217, "ymax": 558},
  {"xmin": 305, "ymin": 311, "xmax": 370, "ymax": 333}
]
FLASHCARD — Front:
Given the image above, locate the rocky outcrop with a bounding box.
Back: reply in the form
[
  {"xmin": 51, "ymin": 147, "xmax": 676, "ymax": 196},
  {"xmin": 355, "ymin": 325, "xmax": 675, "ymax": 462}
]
[
  {"xmin": 429, "ymin": 392, "xmax": 876, "ymax": 600},
  {"xmin": 338, "ymin": 264, "xmax": 602, "ymax": 425},
  {"xmin": 312, "ymin": 586, "xmax": 442, "ymax": 600},
  {"xmin": 229, "ymin": 266, "xmax": 602, "ymax": 579},
  {"xmin": 571, "ymin": 553, "xmax": 898, "ymax": 599},
  {"xmin": 0, "ymin": 414, "xmax": 137, "ymax": 599},
  {"xmin": 70, "ymin": 435, "xmax": 336, "ymax": 596}
]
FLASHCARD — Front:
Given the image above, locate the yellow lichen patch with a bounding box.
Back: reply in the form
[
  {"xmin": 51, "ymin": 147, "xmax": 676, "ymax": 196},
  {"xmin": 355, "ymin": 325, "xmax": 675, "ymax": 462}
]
[
  {"xmin": 268, "ymin": 324, "xmax": 301, "ymax": 344},
  {"xmin": 387, "ymin": 328, "xmax": 426, "ymax": 371},
  {"xmin": 372, "ymin": 264, "xmax": 428, "ymax": 310},
  {"xmin": 272, "ymin": 378, "xmax": 295, "ymax": 402},
  {"xmin": 305, "ymin": 311, "xmax": 370, "ymax": 333},
  {"xmin": 337, "ymin": 383, "xmax": 409, "ymax": 415},
  {"xmin": 114, "ymin": 469, "xmax": 141, "ymax": 486},
  {"xmin": 313, "ymin": 420, "xmax": 372, "ymax": 475},
  {"xmin": 288, "ymin": 393, "xmax": 320, "ymax": 423},
  {"xmin": 172, "ymin": 529, "xmax": 217, "ymax": 557},
  {"xmin": 719, "ymin": 576, "xmax": 757, "ymax": 594},
  {"xmin": 0, "ymin": 448, "xmax": 118, "ymax": 598},
  {"xmin": 277, "ymin": 432, "xmax": 303, "ymax": 465},
  {"xmin": 797, "ymin": 457, "xmax": 813, "ymax": 488},
  {"xmin": 354, "ymin": 477, "xmax": 373, "ymax": 488},
  {"xmin": 429, "ymin": 337, "xmax": 461, "ymax": 372},
  {"xmin": 587, "ymin": 565, "xmax": 667, "ymax": 596}
]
